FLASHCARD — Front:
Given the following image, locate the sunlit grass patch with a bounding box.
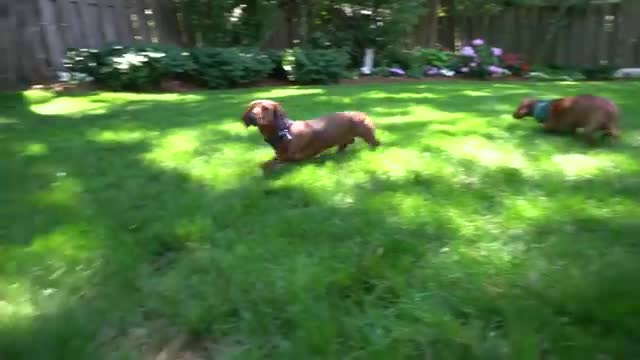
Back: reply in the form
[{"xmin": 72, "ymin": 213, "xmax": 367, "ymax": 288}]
[{"xmin": 1, "ymin": 81, "xmax": 640, "ymax": 359}]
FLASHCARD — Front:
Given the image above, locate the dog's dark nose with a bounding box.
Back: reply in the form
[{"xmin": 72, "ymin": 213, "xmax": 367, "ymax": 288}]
[{"xmin": 243, "ymin": 112, "xmax": 257, "ymax": 127}]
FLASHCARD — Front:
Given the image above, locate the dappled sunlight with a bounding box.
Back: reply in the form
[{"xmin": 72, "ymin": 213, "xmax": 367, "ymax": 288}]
[
  {"xmin": 33, "ymin": 176, "xmax": 84, "ymax": 207},
  {"xmin": 144, "ymin": 129, "xmax": 201, "ymax": 165},
  {"xmin": 358, "ymin": 91, "xmax": 440, "ymax": 100},
  {"xmin": 0, "ymin": 224, "xmax": 103, "ymax": 325},
  {"xmin": 88, "ymin": 128, "xmax": 156, "ymax": 144},
  {"xmin": 250, "ymin": 87, "xmax": 325, "ymax": 99},
  {"xmin": 17, "ymin": 142, "xmax": 49, "ymax": 156},
  {"xmin": 431, "ymin": 135, "xmax": 531, "ymax": 171},
  {"xmin": 31, "ymin": 97, "xmax": 113, "ymax": 116},
  {"xmin": 0, "ymin": 281, "xmax": 35, "ymax": 322},
  {"xmin": 463, "ymin": 90, "xmax": 492, "ymax": 96},
  {"xmin": 22, "ymin": 89, "xmax": 57, "ymax": 104},
  {"xmin": 0, "ymin": 116, "xmax": 18, "ymax": 125},
  {"xmin": 142, "ymin": 128, "xmax": 266, "ymax": 187},
  {"xmin": 366, "ymin": 147, "xmax": 430, "ymax": 179},
  {"xmin": 551, "ymin": 153, "xmax": 630, "ymax": 179},
  {"xmin": 3, "ymin": 81, "xmax": 640, "ymax": 357},
  {"xmin": 213, "ymin": 121, "xmax": 248, "ymax": 134},
  {"xmin": 28, "ymin": 91, "xmax": 204, "ymax": 116}
]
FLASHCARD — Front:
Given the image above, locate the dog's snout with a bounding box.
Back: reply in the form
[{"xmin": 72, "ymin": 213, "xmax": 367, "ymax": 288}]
[{"xmin": 243, "ymin": 111, "xmax": 258, "ymax": 127}]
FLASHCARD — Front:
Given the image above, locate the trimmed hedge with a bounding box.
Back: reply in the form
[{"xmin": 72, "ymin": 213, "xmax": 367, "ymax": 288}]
[{"xmin": 62, "ymin": 44, "xmax": 350, "ymax": 90}]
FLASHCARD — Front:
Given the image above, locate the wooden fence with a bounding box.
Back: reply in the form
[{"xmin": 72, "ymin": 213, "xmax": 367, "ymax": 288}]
[
  {"xmin": 0, "ymin": 0, "xmax": 181, "ymax": 89},
  {"xmin": 413, "ymin": 0, "xmax": 640, "ymax": 68},
  {"xmin": 2, "ymin": 0, "xmax": 640, "ymax": 89}
]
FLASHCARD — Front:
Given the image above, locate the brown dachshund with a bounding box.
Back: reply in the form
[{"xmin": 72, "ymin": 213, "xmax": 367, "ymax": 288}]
[
  {"xmin": 512, "ymin": 94, "xmax": 621, "ymax": 145},
  {"xmin": 242, "ymin": 99, "xmax": 380, "ymax": 170}
]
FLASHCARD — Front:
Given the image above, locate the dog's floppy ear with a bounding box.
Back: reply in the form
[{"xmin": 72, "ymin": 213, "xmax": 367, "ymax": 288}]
[{"xmin": 272, "ymin": 102, "xmax": 287, "ymax": 125}]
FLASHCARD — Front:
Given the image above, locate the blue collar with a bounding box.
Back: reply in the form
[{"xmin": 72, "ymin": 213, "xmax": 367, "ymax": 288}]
[
  {"xmin": 264, "ymin": 118, "xmax": 293, "ymax": 150},
  {"xmin": 533, "ymin": 101, "xmax": 551, "ymax": 123}
]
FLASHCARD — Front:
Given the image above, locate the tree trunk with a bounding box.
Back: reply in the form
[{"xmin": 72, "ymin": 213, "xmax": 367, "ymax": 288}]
[
  {"xmin": 427, "ymin": 0, "xmax": 440, "ymax": 47},
  {"xmin": 439, "ymin": 0, "xmax": 455, "ymax": 50}
]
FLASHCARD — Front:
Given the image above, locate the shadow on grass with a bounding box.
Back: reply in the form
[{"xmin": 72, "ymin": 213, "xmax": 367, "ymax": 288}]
[{"xmin": 1, "ymin": 83, "xmax": 640, "ymax": 358}]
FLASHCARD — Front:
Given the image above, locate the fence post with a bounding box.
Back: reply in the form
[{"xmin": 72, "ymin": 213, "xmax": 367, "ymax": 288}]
[{"xmin": 38, "ymin": 0, "xmax": 65, "ymax": 71}]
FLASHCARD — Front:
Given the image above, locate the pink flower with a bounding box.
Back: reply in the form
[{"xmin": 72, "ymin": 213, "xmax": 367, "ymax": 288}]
[
  {"xmin": 491, "ymin": 47, "xmax": 503, "ymax": 57},
  {"xmin": 460, "ymin": 46, "xmax": 475, "ymax": 57},
  {"xmin": 472, "ymin": 39, "xmax": 485, "ymax": 46}
]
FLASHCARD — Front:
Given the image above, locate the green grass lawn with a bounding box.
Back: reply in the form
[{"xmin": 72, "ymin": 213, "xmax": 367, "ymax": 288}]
[{"xmin": 1, "ymin": 81, "xmax": 640, "ymax": 359}]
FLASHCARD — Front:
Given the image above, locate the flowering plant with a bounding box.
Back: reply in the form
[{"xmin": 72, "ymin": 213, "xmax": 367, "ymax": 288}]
[
  {"xmin": 501, "ymin": 53, "xmax": 530, "ymax": 76},
  {"xmin": 451, "ymin": 38, "xmax": 511, "ymax": 79},
  {"xmin": 388, "ymin": 67, "xmax": 407, "ymax": 76}
]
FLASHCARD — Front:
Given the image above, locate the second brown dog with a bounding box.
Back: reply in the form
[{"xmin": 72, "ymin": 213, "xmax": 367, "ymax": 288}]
[
  {"xmin": 242, "ymin": 99, "xmax": 381, "ymax": 170},
  {"xmin": 512, "ymin": 94, "xmax": 621, "ymax": 145}
]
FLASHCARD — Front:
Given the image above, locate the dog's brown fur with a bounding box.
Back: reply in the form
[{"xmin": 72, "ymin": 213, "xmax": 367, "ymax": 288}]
[
  {"xmin": 512, "ymin": 94, "xmax": 621, "ymax": 145},
  {"xmin": 242, "ymin": 99, "xmax": 380, "ymax": 170}
]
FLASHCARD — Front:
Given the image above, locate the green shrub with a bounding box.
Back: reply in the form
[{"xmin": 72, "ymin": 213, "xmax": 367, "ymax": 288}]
[
  {"xmin": 190, "ymin": 47, "xmax": 274, "ymax": 89},
  {"xmin": 131, "ymin": 44, "xmax": 198, "ymax": 81},
  {"xmin": 379, "ymin": 47, "xmax": 412, "ymax": 71},
  {"xmin": 63, "ymin": 48, "xmax": 102, "ymax": 78},
  {"xmin": 581, "ymin": 65, "xmax": 616, "ymax": 80},
  {"xmin": 406, "ymin": 47, "xmax": 455, "ymax": 77},
  {"xmin": 525, "ymin": 66, "xmax": 586, "ymax": 81},
  {"xmin": 64, "ymin": 45, "xmax": 275, "ymax": 90},
  {"xmin": 264, "ymin": 49, "xmax": 288, "ymax": 81},
  {"xmin": 410, "ymin": 48, "xmax": 454, "ymax": 69},
  {"xmin": 64, "ymin": 45, "xmax": 196, "ymax": 91},
  {"xmin": 282, "ymin": 48, "xmax": 349, "ymax": 84},
  {"xmin": 67, "ymin": 46, "xmax": 169, "ymax": 90}
]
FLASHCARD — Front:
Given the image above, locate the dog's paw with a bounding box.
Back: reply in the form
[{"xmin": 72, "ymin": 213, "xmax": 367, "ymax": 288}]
[{"xmin": 260, "ymin": 159, "xmax": 284, "ymax": 174}]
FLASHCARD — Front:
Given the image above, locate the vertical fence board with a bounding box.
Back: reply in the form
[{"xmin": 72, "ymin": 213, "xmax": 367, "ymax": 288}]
[
  {"xmin": 113, "ymin": 0, "xmax": 133, "ymax": 43},
  {"xmin": 0, "ymin": 0, "xmax": 15, "ymax": 86},
  {"xmin": 85, "ymin": 1, "xmax": 103, "ymax": 47},
  {"xmin": 25, "ymin": 0, "xmax": 50, "ymax": 82},
  {"xmin": 38, "ymin": 0, "xmax": 64, "ymax": 70},
  {"xmin": 633, "ymin": 0, "xmax": 640, "ymax": 65},
  {"xmin": 555, "ymin": 7, "xmax": 568, "ymax": 66},
  {"xmin": 132, "ymin": 0, "xmax": 150, "ymax": 42},
  {"xmin": 53, "ymin": 0, "xmax": 73, "ymax": 49},
  {"xmin": 609, "ymin": 2, "xmax": 621, "ymax": 66},
  {"xmin": 102, "ymin": 0, "xmax": 119, "ymax": 44}
]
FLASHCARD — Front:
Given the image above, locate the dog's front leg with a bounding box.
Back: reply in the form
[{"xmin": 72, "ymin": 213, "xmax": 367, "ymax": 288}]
[
  {"xmin": 541, "ymin": 120, "xmax": 557, "ymax": 133},
  {"xmin": 261, "ymin": 157, "xmax": 284, "ymax": 172}
]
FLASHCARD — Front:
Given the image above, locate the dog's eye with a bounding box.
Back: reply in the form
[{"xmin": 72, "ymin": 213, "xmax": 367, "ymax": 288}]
[{"xmin": 261, "ymin": 105, "xmax": 269, "ymax": 110}]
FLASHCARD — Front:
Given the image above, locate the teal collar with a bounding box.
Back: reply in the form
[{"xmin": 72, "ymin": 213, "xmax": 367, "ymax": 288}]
[{"xmin": 533, "ymin": 100, "xmax": 551, "ymax": 123}]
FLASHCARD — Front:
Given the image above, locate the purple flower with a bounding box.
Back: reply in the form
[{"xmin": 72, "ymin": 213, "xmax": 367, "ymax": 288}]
[
  {"xmin": 423, "ymin": 66, "xmax": 440, "ymax": 76},
  {"xmin": 491, "ymin": 47, "xmax": 503, "ymax": 57},
  {"xmin": 470, "ymin": 62, "xmax": 478, "ymax": 68},
  {"xmin": 488, "ymin": 65, "xmax": 508, "ymax": 75},
  {"xmin": 472, "ymin": 38, "xmax": 485, "ymax": 46},
  {"xmin": 460, "ymin": 46, "xmax": 476, "ymax": 57},
  {"xmin": 389, "ymin": 68, "xmax": 406, "ymax": 76},
  {"xmin": 460, "ymin": 67, "xmax": 470, "ymax": 73}
]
